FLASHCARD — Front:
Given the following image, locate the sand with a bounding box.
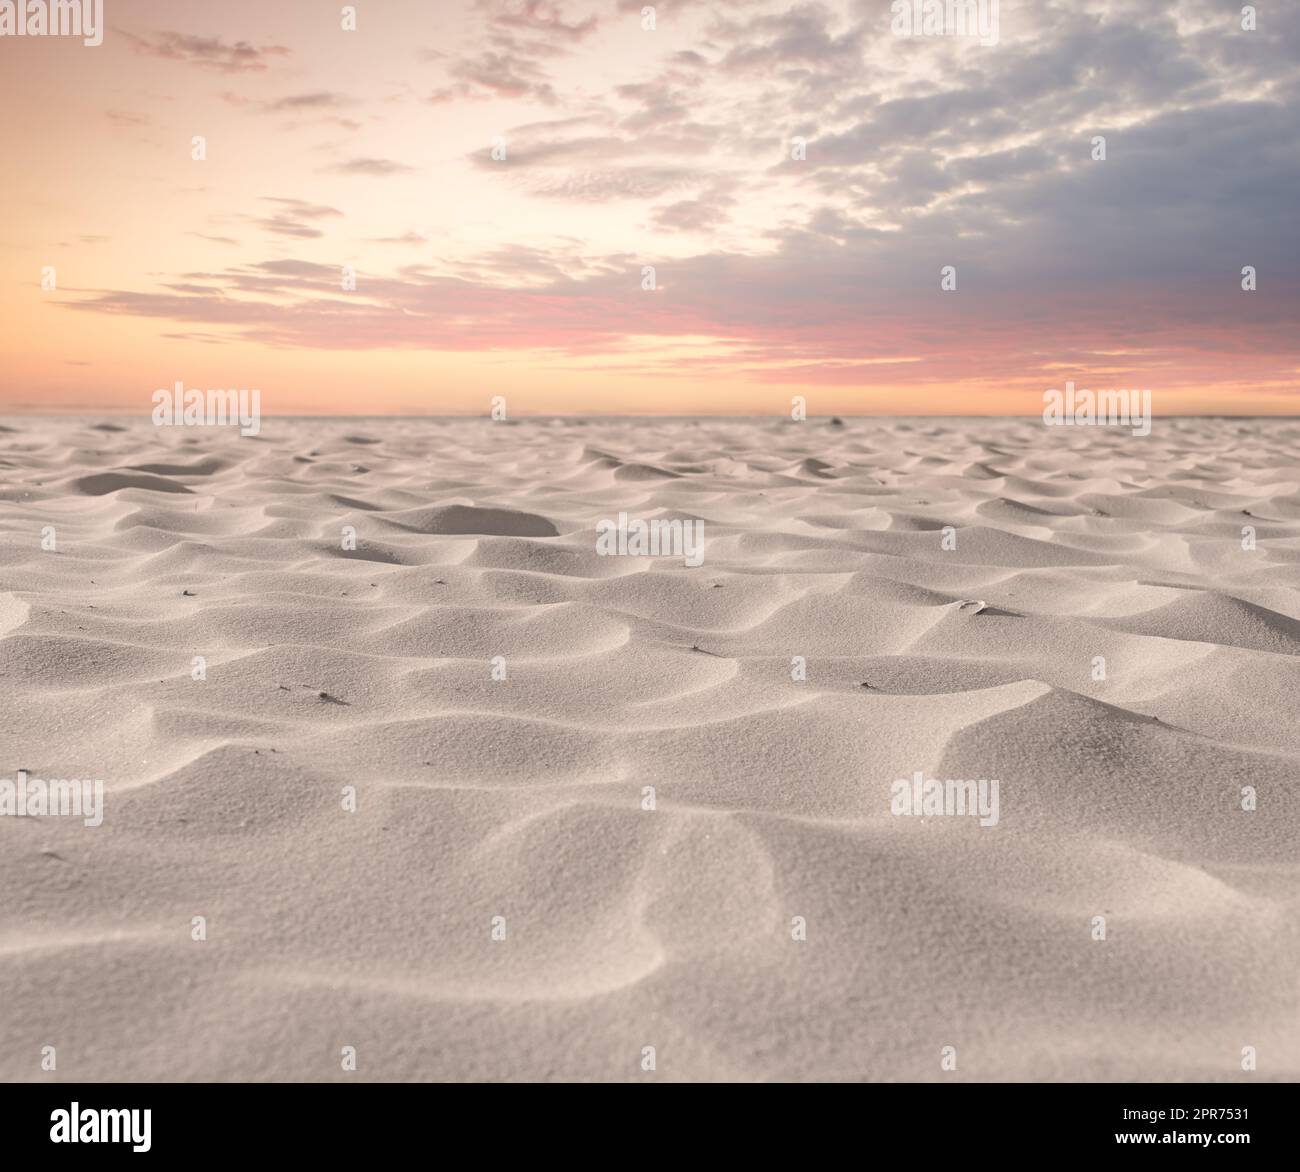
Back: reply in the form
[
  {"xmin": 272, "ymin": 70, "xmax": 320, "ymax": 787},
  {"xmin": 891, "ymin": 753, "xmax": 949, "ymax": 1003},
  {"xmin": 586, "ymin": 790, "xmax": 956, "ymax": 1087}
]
[{"xmin": 1, "ymin": 415, "xmax": 1298, "ymax": 1081}]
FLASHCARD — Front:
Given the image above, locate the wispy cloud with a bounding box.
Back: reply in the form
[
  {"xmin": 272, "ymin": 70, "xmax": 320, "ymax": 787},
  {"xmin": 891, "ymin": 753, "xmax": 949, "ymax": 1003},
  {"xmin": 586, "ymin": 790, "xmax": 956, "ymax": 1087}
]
[
  {"xmin": 367, "ymin": 231, "xmax": 429, "ymax": 245},
  {"xmin": 187, "ymin": 232, "xmax": 241, "ymax": 246},
  {"xmin": 430, "ymin": 50, "xmax": 559, "ymax": 105},
  {"xmin": 248, "ymin": 197, "xmax": 344, "ymax": 239},
  {"xmin": 486, "ymin": 0, "xmax": 599, "ymax": 43},
  {"xmin": 121, "ymin": 29, "xmax": 291, "ymax": 73},
  {"xmin": 266, "ymin": 91, "xmax": 354, "ymax": 112},
  {"xmin": 327, "ymin": 157, "xmax": 417, "ymax": 176}
]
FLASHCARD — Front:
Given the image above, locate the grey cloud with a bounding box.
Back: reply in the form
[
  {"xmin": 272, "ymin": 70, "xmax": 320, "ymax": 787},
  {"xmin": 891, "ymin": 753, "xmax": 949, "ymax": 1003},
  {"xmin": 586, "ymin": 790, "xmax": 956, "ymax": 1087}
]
[
  {"xmin": 328, "ymin": 158, "xmax": 417, "ymax": 176},
  {"xmin": 486, "ymin": 0, "xmax": 598, "ymax": 42},
  {"xmin": 368, "ymin": 231, "xmax": 429, "ymax": 245},
  {"xmin": 267, "ymin": 92, "xmax": 354, "ymax": 112},
  {"xmin": 120, "ymin": 30, "xmax": 290, "ymax": 73},
  {"xmin": 248, "ymin": 198, "xmax": 344, "ymax": 239},
  {"xmin": 651, "ymin": 199, "xmax": 731, "ymax": 233}
]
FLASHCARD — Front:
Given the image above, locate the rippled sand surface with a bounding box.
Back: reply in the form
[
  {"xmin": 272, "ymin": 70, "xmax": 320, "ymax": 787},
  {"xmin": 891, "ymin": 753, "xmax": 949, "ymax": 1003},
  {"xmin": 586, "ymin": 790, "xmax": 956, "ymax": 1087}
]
[{"xmin": 1, "ymin": 415, "xmax": 1298, "ymax": 1080}]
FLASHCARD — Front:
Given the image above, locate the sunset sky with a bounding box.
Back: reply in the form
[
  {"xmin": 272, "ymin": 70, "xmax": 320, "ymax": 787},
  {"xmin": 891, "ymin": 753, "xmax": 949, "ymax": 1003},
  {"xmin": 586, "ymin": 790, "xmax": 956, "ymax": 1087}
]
[{"xmin": 1, "ymin": 0, "xmax": 1297, "ymax": 416}]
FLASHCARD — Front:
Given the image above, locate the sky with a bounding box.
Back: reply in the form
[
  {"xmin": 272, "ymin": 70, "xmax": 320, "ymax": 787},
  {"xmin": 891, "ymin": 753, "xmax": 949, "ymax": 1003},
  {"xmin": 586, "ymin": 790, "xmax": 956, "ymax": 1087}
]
[{"xmin": 1, "ymin": 0, "xmax": 1297, "ymax": 416}]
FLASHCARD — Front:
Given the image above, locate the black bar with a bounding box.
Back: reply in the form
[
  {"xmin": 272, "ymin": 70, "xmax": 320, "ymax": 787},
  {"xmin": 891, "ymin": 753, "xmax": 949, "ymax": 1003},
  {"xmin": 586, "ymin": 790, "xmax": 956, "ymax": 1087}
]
[{"xmin": 5, "ymin": 1081, "xmax": 1291, "ymax": 1158}]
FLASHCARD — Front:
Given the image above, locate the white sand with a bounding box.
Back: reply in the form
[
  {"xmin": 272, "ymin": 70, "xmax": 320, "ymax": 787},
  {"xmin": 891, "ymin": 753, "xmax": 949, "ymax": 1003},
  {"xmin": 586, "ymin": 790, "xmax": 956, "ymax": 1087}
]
[{"xmin": 1, "ymin": 415, "xmax": 1298, "ymax": 1081}]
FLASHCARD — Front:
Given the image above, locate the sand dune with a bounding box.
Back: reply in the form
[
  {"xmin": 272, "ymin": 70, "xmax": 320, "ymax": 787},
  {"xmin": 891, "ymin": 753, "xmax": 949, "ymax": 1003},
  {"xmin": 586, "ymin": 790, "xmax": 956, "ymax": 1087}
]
[{"xmin": 1, "ymin": 415, "xmax": 1298, "ymax": 1081}]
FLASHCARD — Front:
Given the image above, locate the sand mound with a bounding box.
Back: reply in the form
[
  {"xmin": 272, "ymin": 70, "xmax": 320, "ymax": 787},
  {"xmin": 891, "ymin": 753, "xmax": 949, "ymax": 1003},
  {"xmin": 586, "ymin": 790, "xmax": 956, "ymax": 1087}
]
[
  {"xmin": 74, "ymin": 471, "xmax": 194, "ymax": 496},
  {"xmin": 390, "ymin": 503, "xmax": 560, "ymax": 537}
]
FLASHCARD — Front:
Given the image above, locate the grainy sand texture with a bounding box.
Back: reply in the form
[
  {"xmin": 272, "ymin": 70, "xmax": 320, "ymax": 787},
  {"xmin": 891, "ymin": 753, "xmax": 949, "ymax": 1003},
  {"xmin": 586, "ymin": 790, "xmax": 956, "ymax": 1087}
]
[{"xmin": 1, "ymin": 415, "xmax": 1298, "ymax": 1081}]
